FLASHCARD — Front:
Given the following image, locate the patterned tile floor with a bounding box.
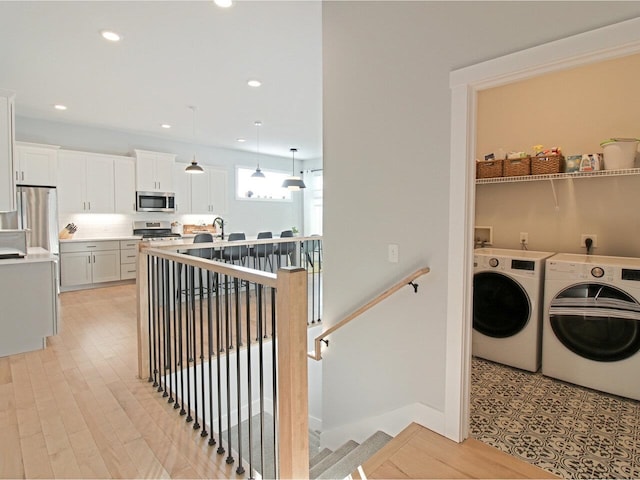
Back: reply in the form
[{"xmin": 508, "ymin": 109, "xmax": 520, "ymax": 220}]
[{"xmin": 470, "ymin": 357, "xmax": 640, "ymax": 479}]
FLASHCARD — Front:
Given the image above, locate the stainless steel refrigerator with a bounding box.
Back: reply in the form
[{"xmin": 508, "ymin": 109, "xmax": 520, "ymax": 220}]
[{"xmin": 15, "ymin": 186, "xmax": 59, "ymax": 255}]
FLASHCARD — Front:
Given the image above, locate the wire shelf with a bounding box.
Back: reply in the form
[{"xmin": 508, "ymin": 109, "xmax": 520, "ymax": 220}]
[{"xmin": 476, "ymin": 168, "xmax": 640, "ymax": 184}]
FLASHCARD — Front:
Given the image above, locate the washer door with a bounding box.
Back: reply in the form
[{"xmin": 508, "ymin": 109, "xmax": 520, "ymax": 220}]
[
  {"xmin": 473, "ymin": 271, "xmax": 530, "ymax": 338},
  {"xmin": 549, "ymin": 283, "xmax": 640, "ymax": 362}
]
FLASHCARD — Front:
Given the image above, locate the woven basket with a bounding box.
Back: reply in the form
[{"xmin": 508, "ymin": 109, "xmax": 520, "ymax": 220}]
[
  {"xmin": 531, "ymin": 154, "xmax": 564, "ymax": 175},
  {"xmin": 503, "ymin": 157, "xmax": 531, "ymax": 177},
  {"xmin": 476, "ymin": 159, "xmax": 503, "ymax": 179}
]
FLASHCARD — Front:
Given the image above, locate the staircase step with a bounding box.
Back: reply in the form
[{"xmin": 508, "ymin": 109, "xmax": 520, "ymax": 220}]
[
  {"xmin": 309, "ymin": 440, "xmax": 359, "ymax": 479},
  {"xmin": 309, "ymin": 447, "xmax": 333, "ymax": 469},
  {"xmin": 315, "ymin": 431, "xmax": 393, "ymax": 480}
]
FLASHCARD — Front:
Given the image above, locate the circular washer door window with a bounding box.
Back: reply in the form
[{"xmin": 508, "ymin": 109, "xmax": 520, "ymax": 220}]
[
  {"xmin": 549, "ymin": 283, "xmax": 640, "ymax": 362},
  {"xmin": 473, "ymin": 272, "xmax": 530, "ymax": 338}
]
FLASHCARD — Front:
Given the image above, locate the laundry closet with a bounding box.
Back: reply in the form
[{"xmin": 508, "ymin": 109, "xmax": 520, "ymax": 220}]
[{"xmin": 470, "ymin": 53, "xmax": 640, "ymax": 480}]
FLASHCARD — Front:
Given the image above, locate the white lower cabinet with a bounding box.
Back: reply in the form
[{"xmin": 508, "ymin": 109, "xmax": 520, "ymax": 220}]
[
  {"xmin": 60, "ymin": 240, "xmax": 121, "ymax": 288},
  {"xmin": 120, "ymin": 240, "xmax": 139, "ymax": 280}
]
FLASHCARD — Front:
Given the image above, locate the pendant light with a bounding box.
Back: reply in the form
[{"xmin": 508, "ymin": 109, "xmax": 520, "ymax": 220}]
[
  {"xmin": 251, "ymin": 120, "xmax": 265, "ymax": 178},
  {"xmin": 185, "ymin": 105, "xmax": 204, "ymax": 174},
  {"xmin": 282, "ymin": 148, "xmax": 306, "ymax": 190}
]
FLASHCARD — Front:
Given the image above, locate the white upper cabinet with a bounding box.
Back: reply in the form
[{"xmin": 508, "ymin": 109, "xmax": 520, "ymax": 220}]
[
  {"xmin": 14, "ymin": 142, "xmax": 60, "ymax": 186},
  {"xmin": 190, "ymin": 165, "xmax": 228, "ymax": 215},
  {"xmin": 172, "ymin": 163, "xmax": 191, "ymax": 213},
  {"xmin": 0, "ymin": 90, "xmax": 16, "ymax": 212},
  {"xmin": 134, "ymin": 149, "xmax": 175, "ymax": 192},
  {"xmin": 57, "ymin": 150, "xmax": 115, "ymax": 213},
  {"xmin": 114, "ymin": 156, "xmax": 136, "ymax": 213}
]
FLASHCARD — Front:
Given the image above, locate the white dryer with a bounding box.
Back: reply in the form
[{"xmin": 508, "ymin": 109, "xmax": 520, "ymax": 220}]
[
  {"xmin": 473, "ymin": 248, "xmax": 555, "ymax": 372},
  {"xmin": 542, "ymin": 253, "xmax": 640, "ymax": 401}
]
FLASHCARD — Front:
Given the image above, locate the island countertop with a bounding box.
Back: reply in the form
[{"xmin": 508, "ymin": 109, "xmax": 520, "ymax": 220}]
[{"xmin": 0, "ymin": 247, "xmax": 58, "ymax": 266}]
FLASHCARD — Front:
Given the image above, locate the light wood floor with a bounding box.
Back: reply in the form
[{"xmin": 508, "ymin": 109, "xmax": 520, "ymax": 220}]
[
  {"xmin": 1, "ymin": 283, "xmax": 556, "ymax": 479},
  {"xmin": 359, "ymin": 423, "xmax": 558, "ymax": 479}
]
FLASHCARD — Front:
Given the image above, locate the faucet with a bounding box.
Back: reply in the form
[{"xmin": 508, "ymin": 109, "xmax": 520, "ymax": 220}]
[{"xmin": 212, "ymin": 217, "xmax": 225, "ymax": 240}]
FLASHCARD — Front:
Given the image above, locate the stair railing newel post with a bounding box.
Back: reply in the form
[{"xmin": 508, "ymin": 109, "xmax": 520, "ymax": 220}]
[
  {"xmin": 276, "ymin": 266, "xmax": 309, "ymax": 479},
  {"xmin": 136, "ymin": 243, "xmax": 151, "ymax": 380}
]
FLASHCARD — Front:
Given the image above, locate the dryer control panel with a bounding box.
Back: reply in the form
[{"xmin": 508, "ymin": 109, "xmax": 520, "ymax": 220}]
[{"xmin": 474, "ymin": 255, "xmax": 538, "ymax": 276}]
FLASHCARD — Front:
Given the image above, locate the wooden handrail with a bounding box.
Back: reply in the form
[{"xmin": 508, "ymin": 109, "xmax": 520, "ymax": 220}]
[{"xmin": 309, "ymin": 267, "xmax": 430, "ymax": 360}]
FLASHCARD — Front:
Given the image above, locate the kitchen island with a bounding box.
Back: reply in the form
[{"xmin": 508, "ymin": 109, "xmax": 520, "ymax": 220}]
[{"xmin": 0, "ymin": 247, "xmax": 59, "ymax": 357}]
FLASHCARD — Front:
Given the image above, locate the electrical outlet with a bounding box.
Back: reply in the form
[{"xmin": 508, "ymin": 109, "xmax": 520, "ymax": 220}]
[
  {"xmin": 388, "ymin": 244, "xmax": 399, "ymax": 263},
  {"xmin": 519, "ymin": 232, "xmax": 528, "ymax": 245},
  {"xmin": 580, "ymin": 234, "xmax": 598, "ymax": 248}
]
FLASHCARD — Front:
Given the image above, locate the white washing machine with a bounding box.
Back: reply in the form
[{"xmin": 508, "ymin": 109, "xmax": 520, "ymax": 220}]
[
  {"xmin": 543, "ymin": 253, "xmax": 640, "ymax": 401},
  {"xmin": 473, "ymin": 248, "xmax": 555, "ymax": 372}
]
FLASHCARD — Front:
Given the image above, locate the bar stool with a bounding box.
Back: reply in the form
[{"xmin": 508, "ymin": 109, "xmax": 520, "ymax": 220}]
[
  {"xmin": 273, "ymin": 230, "xmax": 295, "ymax": 268},
  {"xmin": 222, "ymin": 232, "xmax": 249, "ymax": 266},
  {"xmin": 251, "ymin": 231, "xmax": 274, "ymax": 272}
]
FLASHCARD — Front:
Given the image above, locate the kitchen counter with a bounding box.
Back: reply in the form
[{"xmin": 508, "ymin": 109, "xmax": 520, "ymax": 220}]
[
  {"xmin": 59, "ymin": 235, "xmax": 142, "ymax": 243},
  {"xmin": 0, "ymin": 246, "xmax": 58, "ymax": 265},
  {"xmin": 0, "ymin": 247, "xmax": 59, "ymax": 357}
]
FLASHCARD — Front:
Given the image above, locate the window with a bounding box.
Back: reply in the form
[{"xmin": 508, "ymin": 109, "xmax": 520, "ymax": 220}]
[{"xmin": 236, "ymin": 166, "xmax": 292, "ymax": 201}]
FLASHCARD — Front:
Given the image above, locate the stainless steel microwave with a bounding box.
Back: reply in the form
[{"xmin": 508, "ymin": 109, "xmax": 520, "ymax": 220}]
[{"xmin": 136, "ymin": 191, "xmax": 176, "ymax": 213}]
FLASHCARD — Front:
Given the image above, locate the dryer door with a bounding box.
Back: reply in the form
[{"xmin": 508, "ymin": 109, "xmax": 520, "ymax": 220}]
[
  {"xmin": 473, "ymin": 271, "xmax": 530, "ymax": 338},
  {"xmin": 549, "ymin": 283, "xmax": 640, "ymax": 362}
]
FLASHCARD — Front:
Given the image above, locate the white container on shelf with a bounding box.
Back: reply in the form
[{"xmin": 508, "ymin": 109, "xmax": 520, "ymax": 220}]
[{"xmin": 600, "ymin": 138, "xmax": 639, "ymax": 170}]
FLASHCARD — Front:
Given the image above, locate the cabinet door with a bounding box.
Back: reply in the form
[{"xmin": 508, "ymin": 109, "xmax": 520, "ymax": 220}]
[
  {"xmin": 60, "ymin": 252, "xmax": 92, "ymax": 287},
  {"xmin": 85, "ymin": 155, "xmax": 114, "ymax": 213},
  {"xmin": 16, "ymin": 143, "xmax": 58, "ymax": 186},
  {"xmin": 92, "ymin": 250, "xmax": 121, "ymax": 283},
  {"xmin": 190, "ymin": 168, "xmax": 211, "ymax": 214},
  {"xmin": 114, "ymin": 157, "xmax": 136, "ymax": 213},
  {"xmin": 135, "ymin": 151, "xmax": 156, "ymax": 191},
  {"xmin": 209, "ymin": 167, "xmax": 228, "ymax": 215},
  {"xmin": 0, "ymin": 94, "xmax": 15, "ymax": 212},
  {"xmin": 154, "ymin": 155, "xmax": 174, "ymax": 192},
  {"xmin": 57, "ymin": 151, "xmax": 87, "ymax": 213},
  {"xmin": 173, "ymin": 163, "xmax": 191, "ymax": 213}
]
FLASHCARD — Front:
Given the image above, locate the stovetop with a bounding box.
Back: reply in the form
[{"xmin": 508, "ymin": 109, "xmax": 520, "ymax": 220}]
[{"xmin": 132, "ymin": 220, "xmax": 181, "ymax": 239}]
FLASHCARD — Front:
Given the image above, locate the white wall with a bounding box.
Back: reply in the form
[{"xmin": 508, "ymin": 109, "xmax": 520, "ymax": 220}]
[
  {"xmin": 321, "ymin": 1, "xmax": 640, "ymax": 444},
  {"xmin": 15, "ymin": 116, "xmax": 305, "ymax": 237}
]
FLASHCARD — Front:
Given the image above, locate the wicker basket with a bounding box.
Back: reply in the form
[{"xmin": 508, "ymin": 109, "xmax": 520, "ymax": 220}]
[
  {"xmin": 531, "ymin": 154, "xmax": 564, "ymax": 175},
  {"xmin": 503, "ymin": 157, "xmax": 531, "ymax": 177},
  {"xmin": 476, "ymin": 159, "xmax": 503, "ymax": 179}
]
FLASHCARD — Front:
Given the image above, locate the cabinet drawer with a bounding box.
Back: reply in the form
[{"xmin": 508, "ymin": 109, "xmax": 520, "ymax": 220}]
[
  {"xmin": 60, "ymin": 240, "xmax": 120, "ymax": 253},
  {"xmin": 121, "ymin": 265, "xmax": 137, "ymax": 280},
  {"xmin": 120, "ymin": 248, "xmax": 138, "ymax": 264},
  {"xmin": 120, "ymin": 240, "xmax": 140, "ymax": 249}
]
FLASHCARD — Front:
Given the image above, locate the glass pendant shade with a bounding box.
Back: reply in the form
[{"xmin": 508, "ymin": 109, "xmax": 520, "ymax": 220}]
[{"xmin": 282, "ymin": 148, "xmax": 305, "ymax": 189}]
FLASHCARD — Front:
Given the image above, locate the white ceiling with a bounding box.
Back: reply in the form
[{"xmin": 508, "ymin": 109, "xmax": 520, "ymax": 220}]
[{"xmin": 0, "ymin": 1, "xmax": 323, "ymax": 160}]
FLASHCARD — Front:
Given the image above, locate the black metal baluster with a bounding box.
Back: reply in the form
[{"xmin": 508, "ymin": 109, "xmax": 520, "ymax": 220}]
[
  {"xmin": 246, "ymin": 280, "xmax": 255, "ymax": 477},
  {"xmin": 151, "ymin": 257, "xmax": 158, "ymax": 388},
  {"xmin": 147, "ymin": 255, "xmax": 154, "ymax": 383},
  {"xmin": 235, "ymin": 277, "xmax": 245, "ymax": 475},
  {"xmin": 156, "ymin": 258, "xmax": 164, "ymax": 394},
  {"xmin": 178, "ymin": 262, "xmax": 186, "ymax": 416},
  {"xmin": 208, "ymin": 270, "xmax": 217, "ymax": 447},
  {"xmin": 198, "ymin": 266, "xmax": 206, "ymax": 435},
  {"xmin": 161, "ymin": 259, "xmax": 168, "ymax": 398},
  {"xmin": 310, "ymin": 241, "xmax": 315, "ymax": 324},
  {"xmin": 164, "ymin": 259, "xmax": 172, "ymax": 401},
  {"xmin": 216, "ymin": 273, "xmax": 225, "ymax": 456},
  {"xmin": 192, "ymin": 266, "xmax": 200, "ymax": 431},
  {"xmin": 170, "ymin": 260, "xmax": 177, "ymax": 406},
  {"xmin": 185, "ymin": 265, "xmax": 193, "ymax": 423},
  {"xmin": 317, "ymin": 240, "xmax": 323, "ymax": 323},
  {"xmin": 225, "ymin": 275, "xmax": 234, "ymax": 466},
  {"xmin": 258, "ymin": 291, "xmax": 265, "ymax": 477},
  {"xmin": 255, "ymin": 284, "xmax": 262, "ymax": 342}
]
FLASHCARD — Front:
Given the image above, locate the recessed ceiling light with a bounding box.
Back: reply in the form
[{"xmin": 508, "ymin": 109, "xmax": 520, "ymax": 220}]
[
  {"xmin": 236, "ymin": 138, "xmax": 246, "ymax": 143},
  {"xmin": 161, "ymin": 124, "xmax": 171, "ymax": 129},
  {"xmin": 54, "ymin": 104, "xmax": 67, "ymax": 111},
  {"xmin": 247, "ymin": 79, "xmax": 262, "ymax": 88},
  {"xmin": 101, "ymin": 30, "xmax": 121, "ymax": 42},
  {"xmin": 214, "ymin": 0, "xmax": 233, "ymax": 7}
]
